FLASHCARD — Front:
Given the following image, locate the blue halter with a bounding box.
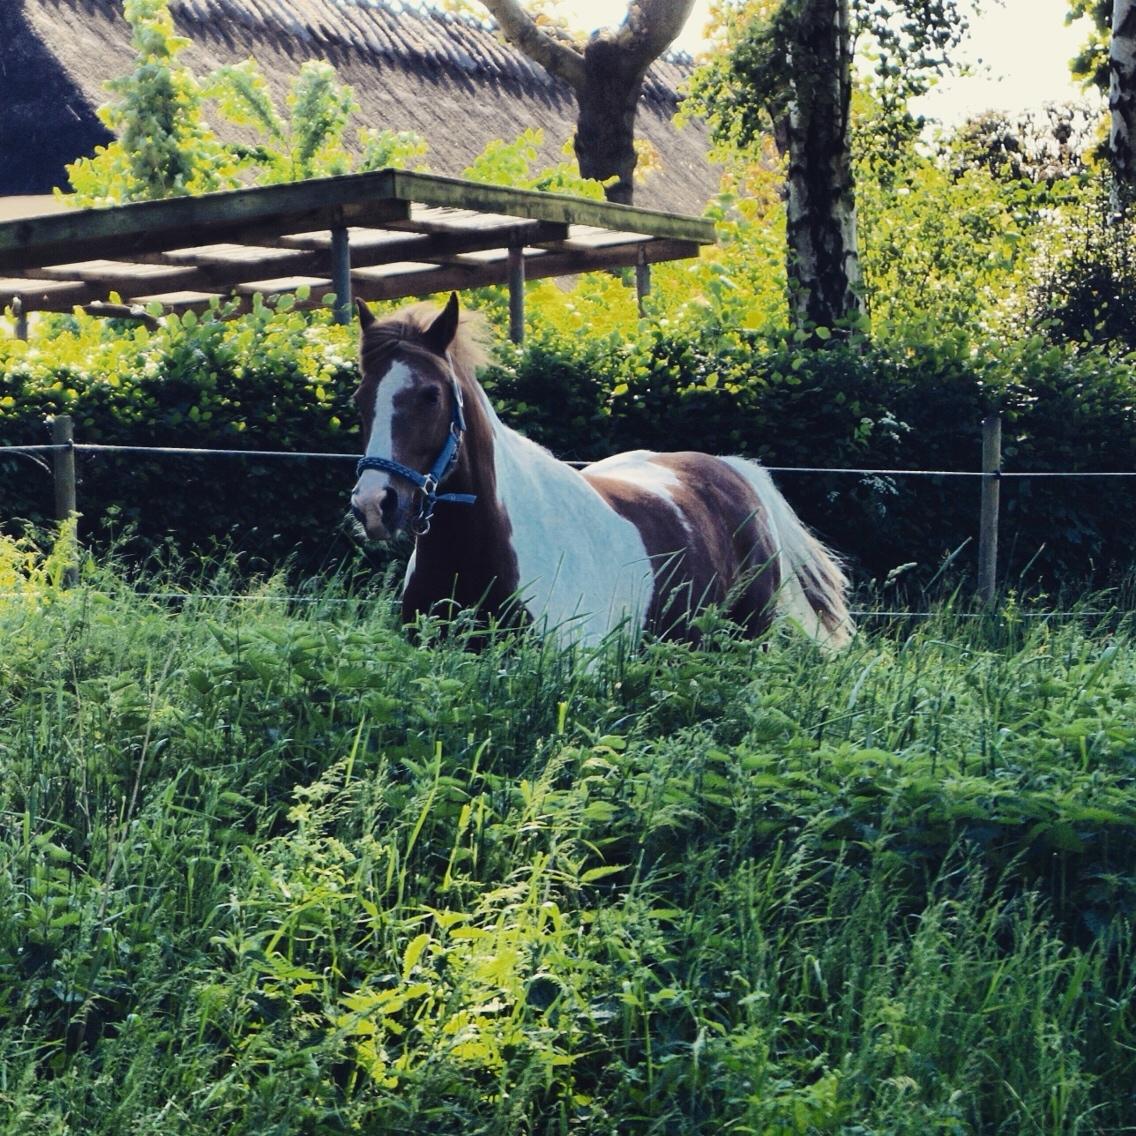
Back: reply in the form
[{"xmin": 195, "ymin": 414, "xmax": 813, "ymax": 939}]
[{"xmin": 354, "ymin": 357, "xmax": 477, "ymax": 536}]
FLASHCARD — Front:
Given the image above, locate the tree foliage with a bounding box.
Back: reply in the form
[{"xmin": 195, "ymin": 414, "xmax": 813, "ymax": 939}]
[
  {"xmin": 1067, "ymin": 0, "xmax": 1113, "ymax": 93},
  {"xmin": 685, "ymin": 0, "xmax": 980, "ymax": 338},
  {"xmin": 64, "ymin": 0, "xmax": 233, "ymax": 203},
  {"xmin": 1067, "ymin": 0, "xmax": 1136, "ymax": 189},
  {"xmin": 689, "ymin": 0, "xmax": 980, "ymax": 156},
  {"xmin": 945, "ymin": 104, "xmax": 1097, "ymax": 183},
  {"xmin": 64, "ymin": 0, "xmax": 429, "ymax": 204}
]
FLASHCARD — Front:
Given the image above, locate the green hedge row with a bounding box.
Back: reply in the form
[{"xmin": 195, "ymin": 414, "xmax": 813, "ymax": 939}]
[
  {"xmin": 3, "ymin": 305, "xmax": 1136, "ymax": 589},
  {"xmin": 486, "ymin": 328, "xmax": 1136, "ymax": 592},
  {"xmin": 1, "ymin": 304, "xmax": 364, "ymax": 576}
]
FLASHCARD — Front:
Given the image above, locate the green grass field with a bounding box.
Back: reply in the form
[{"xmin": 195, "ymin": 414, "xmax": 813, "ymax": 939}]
[{"xmin": 1, "ymin": 537, "xmax": 1134, "ymax": 1134}]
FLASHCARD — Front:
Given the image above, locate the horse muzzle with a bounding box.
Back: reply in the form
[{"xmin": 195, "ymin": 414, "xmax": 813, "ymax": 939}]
[{"xmin": 350, "ymin": 485, "xmax": 403, "ymax": 541}]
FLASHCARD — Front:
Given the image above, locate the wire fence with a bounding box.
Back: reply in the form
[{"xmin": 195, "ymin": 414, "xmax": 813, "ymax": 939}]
[
  {"xmin": 5, "ymin": 415, "xmax": 1136, "ymax": 613},
  {"xmin": 7, "ymin": 439, "xmax": 1136, "ymax": 479}
]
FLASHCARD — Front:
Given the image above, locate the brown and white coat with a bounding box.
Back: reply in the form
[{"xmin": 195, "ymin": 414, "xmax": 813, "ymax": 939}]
[{"xmin": 351, "ymin": 294, "xmax": 853, "ymax": 652}]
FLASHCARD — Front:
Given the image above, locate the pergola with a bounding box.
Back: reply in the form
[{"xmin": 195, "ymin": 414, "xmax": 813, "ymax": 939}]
[{"xmin": 0, "ymin": 170, "xmax": 716, "ymax": 340}]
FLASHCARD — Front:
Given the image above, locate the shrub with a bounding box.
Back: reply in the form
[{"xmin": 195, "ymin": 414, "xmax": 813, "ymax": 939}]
[
  {"xmin": 0, "ymin": 299, "xmax": 365, "ymax": 576},
  {"xmin": 4, "ymin": 306, "xmax": 1136, "ymax": 591},
  {"xmin": 489, "ymin": 325, "xmax": 1136, "ymax": 591},
  {"xmin": 1028, "ymin": 183, "xmax": 1136, "ymax": 351}
]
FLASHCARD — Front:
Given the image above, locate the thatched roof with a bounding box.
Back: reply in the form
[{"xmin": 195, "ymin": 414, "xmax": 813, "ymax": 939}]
[{"xmin": 1, "ymin": 0, "xmax": 718, "ymax": 214}]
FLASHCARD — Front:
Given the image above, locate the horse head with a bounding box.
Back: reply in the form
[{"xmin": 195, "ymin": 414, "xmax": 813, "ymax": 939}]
[{"xmin": 350, "ymin": 293, "xmax": 478, "ymax": 540}]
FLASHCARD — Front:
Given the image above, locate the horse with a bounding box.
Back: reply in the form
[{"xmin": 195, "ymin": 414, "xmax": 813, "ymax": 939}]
[{"xmin": 349, "ymin": 293, "xmax": 853, "ymax": 652}]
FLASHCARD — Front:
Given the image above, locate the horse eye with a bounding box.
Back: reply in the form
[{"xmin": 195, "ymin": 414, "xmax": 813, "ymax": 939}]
[{"xmin": 421, "ymin": 386, "xmax": 441, "ymax": 405}]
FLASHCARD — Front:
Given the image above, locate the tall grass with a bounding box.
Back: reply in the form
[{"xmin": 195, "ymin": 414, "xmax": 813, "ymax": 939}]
[{"xmin": 0, "ymin": 535, "xmax": 1133, "ymax": 1133}]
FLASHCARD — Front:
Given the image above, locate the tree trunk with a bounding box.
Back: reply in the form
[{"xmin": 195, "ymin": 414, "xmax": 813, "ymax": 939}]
[
  {"xmin": 574, "ymin": 37, "xmax": 648, "ymax": 205},
  {"xmin": 1110, "ymin": 0, "xmax": 1136, "ymax": 189},
  {"xmin": 479, "ymin": 0, "xmax": 695, "ymax": 205},
  {"xmin": 785, "ymin": 0, "xmax": 864, "ymax": 337}
]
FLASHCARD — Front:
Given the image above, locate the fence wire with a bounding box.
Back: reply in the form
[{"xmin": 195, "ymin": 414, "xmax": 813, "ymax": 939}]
[
  {"xmin": 4, "ymin": 440, "xmax": 1136, "ymax": 480},
  {"xmin": 0, "ymin": 588, "xmax": 1127, "ymax": 622}
]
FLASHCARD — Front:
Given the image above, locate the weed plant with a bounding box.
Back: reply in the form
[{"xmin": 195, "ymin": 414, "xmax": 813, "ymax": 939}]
[{"xmin": 0, "ymin": 536, "xmax": 1133, "ymax": 1134}]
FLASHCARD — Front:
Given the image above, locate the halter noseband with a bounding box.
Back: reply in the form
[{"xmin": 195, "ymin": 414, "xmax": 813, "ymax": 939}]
[{"xmin": 354, "ymin": 354, "xmax": 477, "ymax": 536}]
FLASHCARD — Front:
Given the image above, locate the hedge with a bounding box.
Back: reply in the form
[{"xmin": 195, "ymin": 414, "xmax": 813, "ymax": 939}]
[{"xmin": 3, "ymin": 303, "xmax": 1136, "ymax": 590}]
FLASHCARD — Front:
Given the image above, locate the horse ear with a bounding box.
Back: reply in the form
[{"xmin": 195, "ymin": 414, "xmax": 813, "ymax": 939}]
[
  {"xmin": 356, "ymin": 298, "xmax": 375, "ymax": 329},
  {"xmin": 423, "ymin": 292, "xmax": 460, "ymax": 357}
]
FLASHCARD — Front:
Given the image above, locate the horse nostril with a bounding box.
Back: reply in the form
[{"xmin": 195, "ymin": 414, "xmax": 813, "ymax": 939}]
[{"xmin": 380, "ymin": 488, "xmax": 398, "ymax": 523}]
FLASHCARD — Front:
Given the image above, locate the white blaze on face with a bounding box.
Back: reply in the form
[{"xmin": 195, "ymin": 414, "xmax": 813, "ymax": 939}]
[{"xmin": 353, "ymin": 360, "xmax": 415, "ymax": 512}]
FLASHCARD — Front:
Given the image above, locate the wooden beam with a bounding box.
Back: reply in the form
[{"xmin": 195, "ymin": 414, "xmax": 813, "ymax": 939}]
[
  {"xmin": 508, "ymin": 245, "xmax": 525, "ymax": 343},
  {"xmin": 3, "ymin": 237, "xmax": 704, "ymax": 315},
  {"xmin": 977, "ymin": 414, "xmax": 1002, "ymax": 606},
  {"xmin": 6, "ymin": 221, "xmax": 580, "ymax": 311},
  {"xmin": 0, "ymin": 170, "xmax": 715, "ymax": 315},
  {"xmin": 26, "ymin": 259, "xmax": 199, "ymax": 294},
  {"xmin": 0, "ymin": 277, "xmax": 101, "ymax": 309},
  {"xmin": 0, "ymin": 171, "xmax": 409, "ymax": 272},
  {"xmin": 81, "ymin": 302, "xmax": 163, "ymax": 328},
  {"xmin": 636, "ymin": 245, "xmax": 651, "ymax": 316},
  {"xmin": 330, "ymin": 226, "xmax": 352, "ymax": 325},
  {"xmin": 387, "ymin": 171, "xmax": 716, "ymax": 245},
  {"xmin": 277, "ymin": 217, "xmax": 569, "ymax": 256},
  {"xmin": 351, "ymin": 238, "xmax": 702, "ymax": 302},
  {"xmin": 0, "ymin": 164, "xmax": 718, "ymax": 275}
]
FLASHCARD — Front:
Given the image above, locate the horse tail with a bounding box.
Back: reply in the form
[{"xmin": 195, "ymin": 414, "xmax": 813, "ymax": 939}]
[{"xmin": 724, "ymin": 458, "xmax": 855, "ymax": 651}]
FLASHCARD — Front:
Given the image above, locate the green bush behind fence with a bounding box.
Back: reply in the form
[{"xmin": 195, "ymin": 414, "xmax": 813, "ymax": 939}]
[{"xmin": 3, "ymin": 306, "xmax": 1136, "ymax": 588}]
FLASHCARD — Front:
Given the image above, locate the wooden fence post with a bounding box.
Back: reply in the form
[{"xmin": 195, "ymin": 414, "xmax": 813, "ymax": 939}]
[
  {"xmin": 13, "ymin": 296, "xmax": 28, "ymax": 341},
  {"xmin": 977, "ymin": 413, "xmax": 1002, "ymax": 606},
  {"xmin": 51, "ymin": 414, "xmax": 79, "ymax": 586},
  {"xmin": 507, "ymin": 245, "xmax": 525, "ymax": 344}
]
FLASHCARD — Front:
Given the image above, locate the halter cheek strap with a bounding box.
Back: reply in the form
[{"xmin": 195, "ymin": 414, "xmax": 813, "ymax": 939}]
[{"xmin": 354, "ymin": 356, "xmax": 477, "ymax": 536}]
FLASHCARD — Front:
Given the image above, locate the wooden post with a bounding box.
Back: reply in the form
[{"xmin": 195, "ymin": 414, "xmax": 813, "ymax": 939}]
[
  {"xmin": 13, "ymin": 296, "xmax": 27, "ymax": 341},
  {"xmin": 51, "ymin": 414, "xmax": 79, "ymax": 586},
  {"xmin": 507, "ymin": 244, "xmax": 525, "ymax": 344},
  {"xmin": 635, "ymin": 247, "xmax": 651, "ymax": 317},
  {"xmin": 977, "ymin": 413, "xmax": 1002, "ymax": 606},
  {"xmin": 330, "ymin": 226, "xmax": 352, "ymax": 325}
]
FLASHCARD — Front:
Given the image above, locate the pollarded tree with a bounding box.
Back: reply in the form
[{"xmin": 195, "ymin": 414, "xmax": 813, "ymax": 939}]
[
  {"xmin": 689, "ymin": 0, "xmax": 980, "ymax": 338},
  {"xmin": 476, "ymin": 0, "xmax": 696, "ymax": 204}
]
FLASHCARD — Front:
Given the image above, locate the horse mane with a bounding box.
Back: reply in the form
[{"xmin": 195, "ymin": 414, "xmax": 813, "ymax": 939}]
[{"xmin": 360, "ymin": 300, "xmax": 492, "ymax": 381}]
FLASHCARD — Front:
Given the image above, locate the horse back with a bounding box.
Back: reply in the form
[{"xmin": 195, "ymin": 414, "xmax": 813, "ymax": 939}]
[{"xmin": 583, "ymin": 451, "xmax": 783, "ymax": 639}]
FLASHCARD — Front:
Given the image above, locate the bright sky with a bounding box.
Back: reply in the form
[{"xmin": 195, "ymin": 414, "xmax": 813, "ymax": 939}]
[{"xmin": 553, "ymin": 0, "xmax": 1099, "ymax": 124}]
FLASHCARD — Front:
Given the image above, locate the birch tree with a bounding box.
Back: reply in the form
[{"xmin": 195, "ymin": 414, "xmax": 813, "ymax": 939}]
[
  {"xmin": 1109, "ymin": 0, "xmax": 1136, "ymax": 185},
  {"xmin": 477, "ymin": 0, "xmax": 696, "ymax": 204},
  {"xmin": 784, "ymin": 0, "xmax": 861, "ymax": 335},
  {"xmin": 689, "ymin": 0, "xmax": 977, "ymax": 338}
]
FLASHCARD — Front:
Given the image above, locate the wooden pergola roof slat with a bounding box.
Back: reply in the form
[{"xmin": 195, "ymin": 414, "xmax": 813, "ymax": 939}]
[
  {"xmin": 0, "ymin": 170, "xmax": 716, "ymax": 326},
  {"xmin": 351, "ymin": 238, "xmax": 702, "ymax": 302}
]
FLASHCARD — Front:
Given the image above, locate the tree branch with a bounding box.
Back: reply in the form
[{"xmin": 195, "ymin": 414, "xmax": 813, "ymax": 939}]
[
  {"xmin": 612, "ymin": 0, "xmax": 698, "ymax": 62},
  {"xmin": 478, "ymin": 0, "xmax": 587, "ymax": 89}
]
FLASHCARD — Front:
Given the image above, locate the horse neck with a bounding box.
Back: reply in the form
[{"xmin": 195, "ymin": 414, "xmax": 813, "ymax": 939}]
[
  {"xmin": 474, "ymin": 388, "xmax": 584, "ymax": 515},
  {"xmin": 406, "ymin": 380, "xmax": 549, "ymax": 619},
  {"xmin": 410, "ymin": 381, "xmax": 577, "ymax": 578}
]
